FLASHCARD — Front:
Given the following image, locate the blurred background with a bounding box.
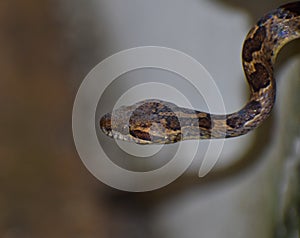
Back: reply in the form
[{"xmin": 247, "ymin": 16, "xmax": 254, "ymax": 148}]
[{"xmin": 1, "ymin": 0, "xmax": 299, "ymax": 237}]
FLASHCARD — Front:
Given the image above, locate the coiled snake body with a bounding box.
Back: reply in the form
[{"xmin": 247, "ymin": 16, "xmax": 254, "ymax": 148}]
[{"xmin": 100, "ymin": 2, "xmax": 300, "ymax": 144}]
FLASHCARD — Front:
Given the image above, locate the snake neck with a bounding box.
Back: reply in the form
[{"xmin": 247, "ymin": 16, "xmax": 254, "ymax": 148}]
[
  {"xmin": 100, "ymin": 2, "xmax": 300, "ymax": 144},
  {"xmin": 221, "ymin": 3, "xmax": 300, "ymax": 138}
]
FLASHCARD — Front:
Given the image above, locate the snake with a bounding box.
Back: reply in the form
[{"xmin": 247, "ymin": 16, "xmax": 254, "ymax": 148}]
[{"xmin": 100, "ymin": 2, "xmax": 300, "ymax": 145}]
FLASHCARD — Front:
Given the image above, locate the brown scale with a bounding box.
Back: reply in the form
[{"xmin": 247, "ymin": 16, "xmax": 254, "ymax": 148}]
[{"xmin": 100, "ymin": 2, "xmax": 300, "ymax": 144}]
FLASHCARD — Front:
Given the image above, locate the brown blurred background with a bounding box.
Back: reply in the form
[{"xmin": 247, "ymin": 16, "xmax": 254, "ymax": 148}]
[{"xmin": 0, "ymin": 1, "xmax": 112, "ymax": 237}]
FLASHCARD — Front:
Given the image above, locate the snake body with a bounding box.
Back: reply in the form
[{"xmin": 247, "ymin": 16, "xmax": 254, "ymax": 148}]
[{"xmin": 100, "ymin": 2, "xmax": 300, "ymax": 144}]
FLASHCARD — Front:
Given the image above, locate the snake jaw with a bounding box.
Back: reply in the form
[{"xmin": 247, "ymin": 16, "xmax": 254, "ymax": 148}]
[
  {"xmin": 100, "ymin": 111, "xmax": 152, "ymax": 144},
  {"xmin": 100, "ymin": 112, "xmax": 127, "ymax": 141}
]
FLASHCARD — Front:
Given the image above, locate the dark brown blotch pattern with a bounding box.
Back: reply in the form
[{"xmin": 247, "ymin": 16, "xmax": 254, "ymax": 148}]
[
  {"xmin": 281, "ymin": 2, "xmax": 300, "ymax": 16},
  {"xmin": 165, "ymin": 116, "xmax": 181, "ymax": 131},
  {"xmin": 249, "ymin": 63, "xmax": 270, "ymax": 92},
  {"xmin": 198, "ymin": 114, "xmax": 212, "ymax": 130},
  {"xmin": 130, "ymin": 130, "xmax": 151, "ymax": 141},
  {"xmin": 226, "ymin": 100, "xmax": 262, "ymax": 129},
  {"xmin": 242, "ymin": 26, "xmax": 266, "ymax": 62},
  {"xmin": 129, "ymin": 101, "xmax": 181, "ymax": 142}
]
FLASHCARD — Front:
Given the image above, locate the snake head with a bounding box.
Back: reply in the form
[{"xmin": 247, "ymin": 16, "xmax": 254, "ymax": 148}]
[{"xmin": 100, "ymin": 100, "xmax": 183, "ymax": 144}]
